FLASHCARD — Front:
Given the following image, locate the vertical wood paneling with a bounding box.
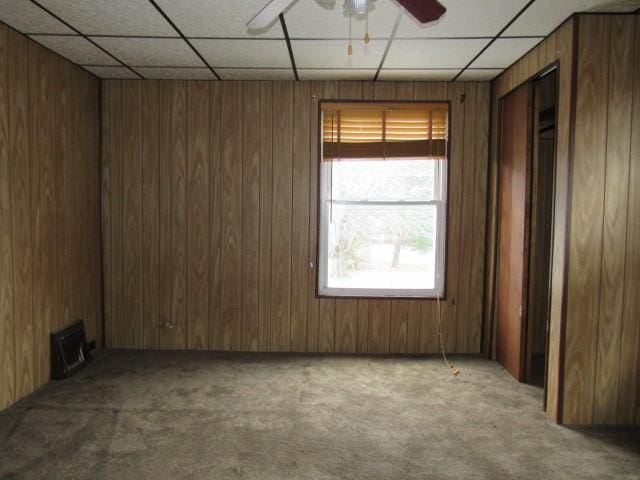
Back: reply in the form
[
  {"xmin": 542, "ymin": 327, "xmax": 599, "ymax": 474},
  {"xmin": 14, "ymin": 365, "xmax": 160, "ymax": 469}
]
[
  {"xmin": 469, "ymin": 83, "xmax": 490, "ymax": 352},
  {"xmin": 564, "ymin": 16, "xmax": 610, "ymax": 425},
  {"xmin": 158, "ymin": 81, "xmax": 173, "ymax": 349},
  {"xmin": 618, "ymin": 15, "xmax": 640, "ymax": 426},
  {"xmin": 30, "ymin": 42, "xmax": 56, "ymax": 387},
  {"xmin": 55, "ymin": 58, "xmax": 71, "ymax": 336},
  {"xmin": 1, "ymin": 28, "xmax": 101, "ymax": 412},
  {"xmin": 103, "ymin": 80, "xmax": 491, "ymax": 359},
  {"xmin": 457, "ymin": 82, "xmax": 477, "ymax": 353},
  {"xmin": 443, "ymin": 82, "xmax": 465, "ymax": 352},
  {"xmin": 88, "ymin": 78, "xmax": 102, "ymax": 346},
  {"xmin": 368, "ymin": 300, "xmax": 391, "ymax": 354},
  {"xmin": 0, "ymin": 24, "xmax": 15, "ymax": 410},
  {"xmin": 208, "ymin": 82, "xmax": 222, "ymax": 350},
  {"xmin": 271, "ymin": 81, "xmax": 293, "ymax": 351},
  {"xmin": 389, "ymin": 301, "xmax": 408, "ymax": 353},
  {"xmin": 122, "ymin": 80, "xmax": 143, "ymax": 348},
  {"xmin": 318, "ymin": 299, "xmax": 335, "ymax": 352},
  {"xmin": 241, "ymin": 81, "xmax": 260, "ymax": 351},
  {"xmin": 220, "ymin": 82, "xmax": 242, "ymax": 350},
  {"xmin": 290, "ymin": 82, "xmax": 311, "ymax": 351},
  {"xmin": 186, "ymin": 81, "xmax": 210, "ymax": 349},
  {"xmin": 335, "ymin": 300, "xmax": 358, "ymax": 353},
  {"xmin": 170, "ymin": 81, "xmax": 188, "ymax": 349},
  {"xmin": 141, "ymin": 81, "xmax": 160, "ymax": 349},
  {"xmin": 9, "ymin": 30, "xmax": 34, "ymax": 399},
  {"xmin": 258, "ymin": 81, "xmax": 273, "ymax": 351},
  {"xmin": 356, "ymin": 300, "xmax": 369, "ymax": 353},
  {"xmin": 593, "ymin": 16, "xmax": 635, "ymax": 424},
  {"xmin": 406, "ymin": 301, "xmax": 421, "ymax": 354},
  {"xmin": 101, "ymin": 81, "xmax": 111, "ymax": 347}
]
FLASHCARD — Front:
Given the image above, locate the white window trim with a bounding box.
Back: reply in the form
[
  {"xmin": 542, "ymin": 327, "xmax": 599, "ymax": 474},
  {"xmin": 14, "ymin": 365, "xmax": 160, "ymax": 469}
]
[{"xmin": 317, "ymin": 155, "xmax": 447, "ymax": 299}]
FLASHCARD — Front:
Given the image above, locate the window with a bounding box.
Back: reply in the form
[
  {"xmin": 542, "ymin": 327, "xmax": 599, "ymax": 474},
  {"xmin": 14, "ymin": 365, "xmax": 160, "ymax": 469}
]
[{"xmin": 318, "ymin": 102, "xmax": 449, "ymax": 298}]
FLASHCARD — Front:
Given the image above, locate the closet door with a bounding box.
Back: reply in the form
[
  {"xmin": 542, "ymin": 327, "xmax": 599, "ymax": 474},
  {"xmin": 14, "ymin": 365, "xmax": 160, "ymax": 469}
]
[{"xmin": 496, "ymin": 84, "xmax": 532, "ymax": 381}]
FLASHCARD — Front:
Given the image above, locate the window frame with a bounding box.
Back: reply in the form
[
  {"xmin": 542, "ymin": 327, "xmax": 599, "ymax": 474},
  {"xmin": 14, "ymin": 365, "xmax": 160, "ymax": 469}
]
[{"xmin": 315, "ymin": 100, "xmax": 451, "ymax": 300}]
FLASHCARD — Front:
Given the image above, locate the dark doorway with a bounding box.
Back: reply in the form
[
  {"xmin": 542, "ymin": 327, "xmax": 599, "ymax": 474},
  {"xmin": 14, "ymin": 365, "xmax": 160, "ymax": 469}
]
[{"xmin": 525, "ymin": 69, "xmax": 557, "ymax": 388}]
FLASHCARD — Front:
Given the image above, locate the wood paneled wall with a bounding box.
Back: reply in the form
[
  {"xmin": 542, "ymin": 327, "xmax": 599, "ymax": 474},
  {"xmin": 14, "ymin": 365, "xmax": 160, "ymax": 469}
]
[
  {"xmin": 563, "ymin": 14, "xmax": 640, "ymax": 426},
  {"xmin": 0, "ymin": 25, "xmax": 102, "ymax": 411},
  {"xmin": 488, "ymin": 14, "xmax": 640, "ymax": 426},
  {"xmin": 101, "ymin": 79, "xmax": 490, "ymax": 354}
]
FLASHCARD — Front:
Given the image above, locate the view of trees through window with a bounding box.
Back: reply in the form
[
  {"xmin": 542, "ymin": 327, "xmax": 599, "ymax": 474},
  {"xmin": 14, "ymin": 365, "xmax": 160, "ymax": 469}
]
[{"xmin": 326, "ymin": 159, "xmax": 440, "ymax": 291}]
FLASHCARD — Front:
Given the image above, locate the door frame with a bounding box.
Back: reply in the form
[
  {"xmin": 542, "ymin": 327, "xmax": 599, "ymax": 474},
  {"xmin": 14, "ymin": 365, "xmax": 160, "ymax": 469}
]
[{"xmin": 493, "ymin": 63, "xmax": 560, "ymax": 396}]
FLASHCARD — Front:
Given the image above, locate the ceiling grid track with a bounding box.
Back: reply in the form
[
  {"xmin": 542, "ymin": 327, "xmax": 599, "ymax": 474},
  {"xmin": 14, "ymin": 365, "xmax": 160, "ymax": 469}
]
[
  {"xmin": 27, "ymin": 0, "xmax": 144, "ymax": 79},
  {"xmin": 452, "ymin": 0, "xmax": 538, "ymax": 81},
  {"xmin": 146, "ymin": 0, "xmax": 221, "ymax": 80},
  {"xmin": 373, "ymin": 8, "xmax": 403, "ymax": 81},
  {"xmin": 2, "ymin": 0, "xmax": 637, "ymax": 81},
  {"xmin": 279, "ymin": 13, "xmax": 299, "ymax": 81}
]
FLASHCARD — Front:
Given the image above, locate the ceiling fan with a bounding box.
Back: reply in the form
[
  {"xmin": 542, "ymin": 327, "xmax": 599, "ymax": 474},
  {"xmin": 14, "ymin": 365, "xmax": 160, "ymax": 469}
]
[{"xmin": 247, "ymin": 0, "xmax": 447, "ymax": 32}]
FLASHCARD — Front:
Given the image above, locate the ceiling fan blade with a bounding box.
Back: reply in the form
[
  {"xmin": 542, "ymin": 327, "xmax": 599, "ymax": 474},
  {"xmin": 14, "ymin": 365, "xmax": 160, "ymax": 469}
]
[
  {"xmin": 395, "ymin": 0, "xmax": 446, "ymax": 24},
  {"xmin": 247, "ymin": 0, "xmax": 298, "ymax": 30}
]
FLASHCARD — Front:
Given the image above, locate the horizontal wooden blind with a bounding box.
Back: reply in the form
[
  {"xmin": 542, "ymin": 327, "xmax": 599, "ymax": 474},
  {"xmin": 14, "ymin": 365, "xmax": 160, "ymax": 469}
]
[{"xmin": 322, "ymin": 102, "xmax": 448, "ymax": 160}]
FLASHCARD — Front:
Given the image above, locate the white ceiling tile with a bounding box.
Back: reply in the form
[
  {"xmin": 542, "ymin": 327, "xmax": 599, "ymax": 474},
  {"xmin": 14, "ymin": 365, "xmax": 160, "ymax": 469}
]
[
  {"xmin": 0, "ymin": 0, "xmax": 74, "ymax": 34},
  {"xmin": 83, "ymin": 65, "xmax": 139, "ymax": 79},
  {"xmin": 503, "ymin": 0, "xmax": 640, "ymax": 36},
  {"xmin": 377, "ymin": 69, "xmax": 459, "ymax": 81},
  {"xmin": 29, "ymin": 35, "xmax": 119, "ymax": 65},
  {"xmin": 36, "ymin": 0, "xmax": 176, "ymax": 36},
  {"xmin": 191, "ymin": 39, "xmax": 290, "ymax": 68},
  {"xmin": 298, "ymin": 69, "xmax": 376, "ymax": 80},
  {"xmin": 154, "ymin": 0, "xmax": 283, "ymax": 38},
  {"xmin": 285, "ymin": 0, "xmax": 399, "ymax": 39},
  {"xmin": 91, "ymin": 37, "xmax": 204, "ymax": 67},
  {"xmin": 470, "ymin": 37, "xmax": 542, "ymax": 68},
  {"xmin": 217, "ymin": 69, "xmax": 294, "ymax": 80},
  {"xmin": 292, "ymin": 39, "xmax": 386, "ymax": 68},
  {"xmin": 396, "ymin": 0, "xmax": 529, "ymax": 38},
  {"xmin": 134, "ymin": 67, "xmax": 216, "ymax": 80},
  {"xmin": 385, "ymin": 39, "xmax": 488, "ymax": 69},
  {"xmin": 456, "ymin": 68, "xmax": 502, "ymax": 81}
]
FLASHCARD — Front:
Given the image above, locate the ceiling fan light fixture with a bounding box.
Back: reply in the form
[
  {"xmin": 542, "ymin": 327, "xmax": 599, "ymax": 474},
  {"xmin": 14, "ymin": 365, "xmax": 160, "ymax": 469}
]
[{"xmin": 343, "ymin": 0, "xmax": 375, "ymax": 19}]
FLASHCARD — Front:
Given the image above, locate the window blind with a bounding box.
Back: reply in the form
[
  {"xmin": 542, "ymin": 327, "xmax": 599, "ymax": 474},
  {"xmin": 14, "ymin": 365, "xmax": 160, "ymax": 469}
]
[{"xmin": 322, "ymin": 102, "xmax": 449, "ymax": 160}]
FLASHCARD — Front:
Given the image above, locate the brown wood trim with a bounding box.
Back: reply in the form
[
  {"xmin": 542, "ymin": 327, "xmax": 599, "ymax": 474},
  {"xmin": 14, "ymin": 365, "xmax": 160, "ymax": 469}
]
[
  {"xmin": 497, "ymin": 60, "xmax": 561, "ymax": 102},
  {"xmin": 480, "ymin": 84, "xmax": 495, "ymax": 358},
  {"xmin": 315, "ymin": 98, "xmax": 452, "ymax": 301},
  {"xmin": 542, "ymin": 66, "xmax": 561, "ymax": 412},
  {"xmin": 520, "ymin": 81, "xmax": 535, "ymax": 383},
  {"xmin": 321, "ymin": 101, "xmax": 449, "ymax": 110}
]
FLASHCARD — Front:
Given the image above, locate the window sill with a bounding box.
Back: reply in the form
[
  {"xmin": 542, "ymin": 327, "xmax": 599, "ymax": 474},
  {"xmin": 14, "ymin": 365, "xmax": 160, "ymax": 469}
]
[{"xmin": 316, "ymin": 290, "xmax": 447, "ymax": 301}]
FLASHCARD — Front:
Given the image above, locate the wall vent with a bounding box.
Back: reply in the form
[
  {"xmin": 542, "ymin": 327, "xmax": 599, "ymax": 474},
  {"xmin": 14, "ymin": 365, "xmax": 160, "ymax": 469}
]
[{"xmin": 50, "ymin": 320, "xmax": 92, "ymax": 380}]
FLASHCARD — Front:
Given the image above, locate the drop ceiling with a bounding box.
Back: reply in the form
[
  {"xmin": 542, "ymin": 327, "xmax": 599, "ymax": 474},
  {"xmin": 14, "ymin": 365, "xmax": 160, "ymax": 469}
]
[{"xmin": 0, "ymin": 0, "xmax": 638, "ymax": 81}]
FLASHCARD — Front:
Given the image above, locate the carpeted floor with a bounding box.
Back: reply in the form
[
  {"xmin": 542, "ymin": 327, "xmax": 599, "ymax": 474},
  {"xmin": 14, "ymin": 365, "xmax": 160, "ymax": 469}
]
[{"xmin": 0, "ymin": 351, "xmax": 638, "ymax": 479}]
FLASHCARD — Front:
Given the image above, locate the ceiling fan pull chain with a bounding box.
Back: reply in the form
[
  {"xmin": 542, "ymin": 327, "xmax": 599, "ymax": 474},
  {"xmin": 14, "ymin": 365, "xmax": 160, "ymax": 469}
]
[
  {"xmin": 348, "ymin": 3, "xmax": 353, "ymax": 55},
  {"xmin": 364, "ymin": 7, "xmax": 370, "ymax": 44}
]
